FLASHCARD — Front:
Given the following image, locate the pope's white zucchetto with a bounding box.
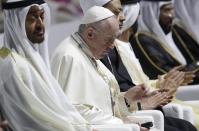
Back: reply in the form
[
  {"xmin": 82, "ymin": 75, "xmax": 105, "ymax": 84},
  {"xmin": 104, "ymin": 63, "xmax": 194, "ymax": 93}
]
[
  {"xmin": 79, "ymin": 0, "xmax": 111, "ymax": 13},
  {"xmin": 82, "ymin": 6, "xmax": 114, "ymax": 24}
]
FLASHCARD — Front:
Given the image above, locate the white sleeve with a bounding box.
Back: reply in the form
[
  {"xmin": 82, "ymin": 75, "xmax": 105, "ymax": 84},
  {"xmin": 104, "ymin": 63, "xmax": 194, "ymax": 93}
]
[{"xmin": 0, "ymin": 57, "xmax": 91, "ymax": 131}]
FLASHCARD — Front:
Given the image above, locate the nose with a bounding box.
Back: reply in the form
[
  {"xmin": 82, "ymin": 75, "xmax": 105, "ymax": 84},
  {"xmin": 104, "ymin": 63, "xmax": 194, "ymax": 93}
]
[
  {"xmin": 118, "ymin": 12, "xmax": 125, "ymax": 25},
  {"xmin": 36, "ymin": 17, "xmax": 44, "ymax": 29},
  {"xmin": 168, "ymin": 10, "xmax": 175, "ymax": 19}
]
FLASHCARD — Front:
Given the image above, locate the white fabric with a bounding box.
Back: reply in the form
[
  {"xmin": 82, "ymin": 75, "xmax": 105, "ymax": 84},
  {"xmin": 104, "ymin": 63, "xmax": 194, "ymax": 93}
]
[
  {"xmin": 174, "ymin": 0, "xmax": 199, "ymax": 43},
  {"xmin": 163, "ymin": 103, "xmax": 184, "ymax": 119},
  {"xmin": 51, "ymin": 33, "xmax": 160, "ymax": 128},
  {"xmin": 122, "ymin": 3, "xmax": 140, "ymax": 32},
  {"xmin": 138, "ymin": 1, "xmax": 186, "ymax": 64},
  {"xmin": 166, "ymin": 32, "xmax": 186, "ymax": 65},
  {"xmin": 115, "ymin": 39, "xmax": 151, "ymax": 86},
  {"xmin": 176, "ymin": 85, "xmax": 199, "ymax": 101},
  {"xmin": 0, "ymin": 3, "xmax": 91, "ymax": 131},
  {"xmin": 163, "ymin": 103, "xmax": 195, "ymax": 124},
  {"xmin": 0, "ymin": 51, "xmax": 90, "ymax": 131},
  {"xmin": 159, "ymin": 1, "xmax": 172, "ymax": 8},
  {"xmin": 134, "ymin": 110, "xmax": 164, "ymax": 131},
  {"xmin": 114, "ymin": 39, "xmax": 195, "ymax": 125},
  {"xmin": 92, "ymin": 124, "xmax": 140, "ymax": 131},
  {"xmin": 79, "ymin": 0, "xmax": 111, "ymax": 13},
  {"xmin": 51, "ymin": 34, "xmax": 125, "ymax": 124},
  {"xmin": 82, "ymin": 6, "xmax": 114, "ymax": 24},
  {"xmin": 182, "ymin": 105, "xmax": 195, "ymax": 124},
  {"xmin": 3, "ymin": 3, "xmax": 50, "ymax": 69}
]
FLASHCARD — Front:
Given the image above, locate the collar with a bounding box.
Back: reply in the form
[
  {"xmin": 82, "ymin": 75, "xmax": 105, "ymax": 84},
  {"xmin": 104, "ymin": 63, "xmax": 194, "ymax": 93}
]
[{"xmin": 71, "ymin": 32, "xmax": 98, "ymax": 68}]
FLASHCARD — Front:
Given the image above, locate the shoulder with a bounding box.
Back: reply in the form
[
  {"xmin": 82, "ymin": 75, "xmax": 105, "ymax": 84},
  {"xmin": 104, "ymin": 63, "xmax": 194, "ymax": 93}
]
[
  {"xmin": 0, "ymin": 48, "xmax": 30, "ymax": 83},
  {"xmin": 135, "ymin": 32, "xmax": 159, "ymax": 43},
  {"xmin": 53, "ymin": 36, "xmax": 81, "ymax": 59},
  {"xmin": 1, "ymin": 49, "xmax": 31, "ymax": 74},
  {"xmin": 0, "ymin": 48, "xmax": 13, "ymax": 81},
  {"xmin": 0, "ymin": 47, "xmax": 11, "ymax": 59},
  {"xmin": 134, "ymin": 32, "xmax": 165, "ymax": 48}
]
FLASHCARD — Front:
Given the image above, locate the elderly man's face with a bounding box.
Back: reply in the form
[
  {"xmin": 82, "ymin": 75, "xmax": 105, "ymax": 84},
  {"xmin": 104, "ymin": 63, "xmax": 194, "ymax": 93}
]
[
  {"xmin": 104, "ymin": 0, "xmax": 125, "ymax": 29},
  {"xmin": 159, "ymin": 3, "xmax": 174, "ymax": 34},
  {"xmin": 25, "ymin": 5, "xmax": 45, "ymax": 44},
  {"xmin": 86, "ymin": 17, "xmax": 120, "ymax": 59}
]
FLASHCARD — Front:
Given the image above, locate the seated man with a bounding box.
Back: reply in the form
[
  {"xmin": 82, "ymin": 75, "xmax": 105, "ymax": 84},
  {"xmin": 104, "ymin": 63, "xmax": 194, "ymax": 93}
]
[
  {"xmin": 130, "ymin": 0, "xmax": 199, "ymax": 84},
  {"xmin": 100, "ymin": 0, "xmax": 197, "ymax": 130},
  {"xmin": 51, "ymin": 5, "xmax": 151, "ymax": 131},
  {"xmin": 101, "ymin": 0, "xmax": 199, "ymax": 129},
  {"xmin": 173, "ymin": 0, "xmax": 199, "ymax": 63},
  {"xmin": 51, "ymin": 0, "xmax": 196, "ymax": 131},
  {"xmin": 0, "ymin": 0, "xmax": 92, "ymax": 130}
]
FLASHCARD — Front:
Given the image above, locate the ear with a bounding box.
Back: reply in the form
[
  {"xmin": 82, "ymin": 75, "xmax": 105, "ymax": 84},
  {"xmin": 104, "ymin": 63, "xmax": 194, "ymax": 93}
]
[{"xmin": 86, "ymin": 27, "xmax": 95, "ymax": 40}]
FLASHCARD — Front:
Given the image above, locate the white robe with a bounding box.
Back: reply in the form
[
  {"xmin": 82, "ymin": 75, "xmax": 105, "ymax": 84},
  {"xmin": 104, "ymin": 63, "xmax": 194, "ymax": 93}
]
[
  {"xmin": 115, "ymin": 39, "xmax": 159, "ymax": 89},
  {"xmin": 165, "ymin": 32, "xmax": 187, "ymax": 65},
  {"xmin": 51, "ymin": 33, "xmax": 133, "ymax": 125},
  {"xmin": 0, "ymin": 48, "xmax": 90, "ymax": 131}
]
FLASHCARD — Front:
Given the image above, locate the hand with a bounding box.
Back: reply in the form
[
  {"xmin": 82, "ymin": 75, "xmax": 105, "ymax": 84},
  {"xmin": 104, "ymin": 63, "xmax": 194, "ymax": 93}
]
[
  {"xmin": 141, "ymin": 91, "xmax": 172, "ymax": 110},
  {"xmin": 168, "ymin": 65, "xmax": 195, "ymax": 85},
  {"xmin": 124, "ymin": 84, "xmax": 147, "ymax": 104},
  {"xmin": 164, "ymin": 66, "xmax": 185, "ymax": 87},
  {"xmin": 159, "ymin": 66, "xmax": 185, "ymax": 95},
  {"xmin": 145, "ymin": 88, "xmax": 168, "ymax": 97},
  {"xmin": 181, "ymin": 71, "xmax": 195, "ymax": 85},
  {"xmin": 0, "ymin": 120, "xmax": 8, "ymax": 131}
]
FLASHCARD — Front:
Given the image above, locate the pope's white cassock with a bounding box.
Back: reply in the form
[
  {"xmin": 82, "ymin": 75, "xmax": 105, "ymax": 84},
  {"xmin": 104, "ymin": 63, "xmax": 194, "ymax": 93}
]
[
  {"xmin": 51, "ymin": 32, "xmax": 131, "ymax": 124},
  {"xmin": 50, "ymin": 6, "xmax": 152, "ymax": 125},
  {"xmin": 0, "ymin": 1, "xmax": 91, "ymax": 131}
]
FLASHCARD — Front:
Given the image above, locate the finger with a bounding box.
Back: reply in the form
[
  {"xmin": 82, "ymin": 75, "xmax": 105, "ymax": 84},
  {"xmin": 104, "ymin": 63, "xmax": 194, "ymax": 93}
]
[
  {"xmin": 172, "ymin": 65, "xmax": 186, "ymax": 71},
  {"xmin": 184, "ymin": 72, "xmax": 195, "ymax": 79},
  {"xmin": 174, "ymin": 73, "xmax": 185, "ymax": 86},
  {"xmin": 158, "ymin": 88, "xmax": 169, "ymax": 93},
  {"xmin": 166, "ymin": 65, "xmax": 185, "ymax": 76}
]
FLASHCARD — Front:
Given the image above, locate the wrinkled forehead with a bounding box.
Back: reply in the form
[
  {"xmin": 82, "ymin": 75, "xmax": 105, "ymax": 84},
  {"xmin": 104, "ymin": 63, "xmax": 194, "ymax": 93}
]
[{"xmin": 27, "ymin": 4, "xmax": 44, "ymax": 15}]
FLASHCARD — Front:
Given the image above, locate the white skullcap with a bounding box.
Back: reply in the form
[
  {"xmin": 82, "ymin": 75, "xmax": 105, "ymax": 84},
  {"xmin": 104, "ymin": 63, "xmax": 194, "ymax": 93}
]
[
  {"xmin": 122, "ymin": 3, "xmax": 140, "ymax": 32},
  {"xmin": 82, "ymin": 6, "xmax": 114, "ymax": 24},
  {"xmin": 159, "ymin": 1, "xmax": 173, "ymax": 8},
  {"xmin": 79, "ymin": 0, "xmax": 111, "ymax": 13}
]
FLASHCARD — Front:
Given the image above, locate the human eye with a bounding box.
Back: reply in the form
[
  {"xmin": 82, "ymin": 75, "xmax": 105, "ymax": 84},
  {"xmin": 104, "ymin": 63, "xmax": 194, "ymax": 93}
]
[{"xmin": 40, "ymin": 13, "xmax": 44, "ymax": 21}]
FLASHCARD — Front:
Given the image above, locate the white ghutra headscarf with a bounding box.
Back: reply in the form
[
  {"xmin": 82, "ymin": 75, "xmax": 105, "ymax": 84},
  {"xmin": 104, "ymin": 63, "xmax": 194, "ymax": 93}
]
[
  {"xmin": 174, "ymin": 0, "xmax": 199, "ymax": 44},
  {"xmin": 138, "ymin": 0, "xmax": 187, "ymax": 65},
  {"xmin": 3, "ymin": 2, "xmax": 51, "ymax": 69},
  {"xmin": 0, "ymin": 1, "xmax": 90, "ymax": 131}
]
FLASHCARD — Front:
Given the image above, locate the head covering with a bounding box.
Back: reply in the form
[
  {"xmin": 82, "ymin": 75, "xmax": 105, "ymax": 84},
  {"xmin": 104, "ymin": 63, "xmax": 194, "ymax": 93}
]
[
  {"xmin": 138, "ymin": 0, "xmax": 187, "ymax": 64},
  {"xmin": 141, "ymin": 0, "xmax": 173, "ymax": 9},
  {"xmin": 159, "ymin": 1, "xmax": 172, "ymax": 8},
  {"xmin": 1, "ymin": 0, "xmax": 89, "ymax": 130},
  {"xmin": 79, "ymin": 0, "xmax": 111, "ymax": 13},
  {"xmin": 2, "ymin": 0, "xmax": 45, "ymax": 9},
  {"xmin": 174, "ymin": 0, "xmax": 199, "ymax": 43},
  {"xmin": 3, "ymin": 0, "xmax": 50, "ymax": 69},
  {"xmin": 122, "ymin": 3, "xmax": 140, "ymax": 32},
  {"xmin": 82, "ymin": 6, "xmax": 114, "ymax": 24},
  {"xmin": 121, "ymin": 0, "xmax": 141, "ymax": 5}
]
